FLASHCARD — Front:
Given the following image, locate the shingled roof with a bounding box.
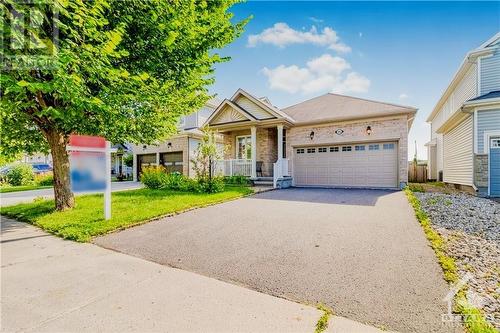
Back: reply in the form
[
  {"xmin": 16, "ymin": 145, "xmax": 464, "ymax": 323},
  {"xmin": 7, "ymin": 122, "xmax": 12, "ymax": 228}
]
[{"xmin": 281, "ymin": 93, "xmax": 417, "ymax": 124}]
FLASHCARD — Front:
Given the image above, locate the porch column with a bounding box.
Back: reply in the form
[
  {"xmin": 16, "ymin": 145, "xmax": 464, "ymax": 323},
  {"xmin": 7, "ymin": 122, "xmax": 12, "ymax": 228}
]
[
  {"xmin": 277, "ymin": 124, "xmax": 284, "ymax": 160},
  {"xmin": 251, "ymin": 126, "xmax": 257, "ymax": 179}
]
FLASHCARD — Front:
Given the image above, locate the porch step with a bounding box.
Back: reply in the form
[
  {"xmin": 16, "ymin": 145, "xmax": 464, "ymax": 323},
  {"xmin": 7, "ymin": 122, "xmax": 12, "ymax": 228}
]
[
  {"xmin": 252, "ymin": 180, "xmax": 273, "ymax": 186},
  {"xmin": 256, "ymin": 177, "xmax": 273, "ymax": 181}
]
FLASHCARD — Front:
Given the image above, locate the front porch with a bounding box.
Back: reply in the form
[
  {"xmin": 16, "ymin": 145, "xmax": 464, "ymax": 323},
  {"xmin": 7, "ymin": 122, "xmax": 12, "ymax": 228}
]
[
  {"xmin": 206, "ymin": 89, "xmax": 293, "ymax": 187},
  {"xmin": 213, "ymin": 126, "xmax": 290, "ymax": 186}
]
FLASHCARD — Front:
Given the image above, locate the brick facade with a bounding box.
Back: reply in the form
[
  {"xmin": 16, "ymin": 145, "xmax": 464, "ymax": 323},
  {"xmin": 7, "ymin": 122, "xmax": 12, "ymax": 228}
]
[
  {"xmin": 221, "ymin": 128, "xmax": 278, "ymax": 177},
  {"xmin": 285, "ymin": 116, "xmax": 410, "ymax": 186}
]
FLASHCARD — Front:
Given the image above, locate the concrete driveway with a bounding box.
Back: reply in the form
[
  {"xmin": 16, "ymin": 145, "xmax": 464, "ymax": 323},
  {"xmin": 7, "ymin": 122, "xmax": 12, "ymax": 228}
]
[
  {"xmin": 95, "ymin": 188, "xmax": 458, "ymax": 333},
  {"xmin": 0, "ymin": 181, "xmax": 143, "ymax": 207}
]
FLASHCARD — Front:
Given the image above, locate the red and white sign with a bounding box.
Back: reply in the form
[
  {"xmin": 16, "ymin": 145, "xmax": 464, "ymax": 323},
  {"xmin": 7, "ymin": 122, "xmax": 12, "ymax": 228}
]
[{"xmin": 67, "ymin": 135, "xmax": 115, "ymax": 220}]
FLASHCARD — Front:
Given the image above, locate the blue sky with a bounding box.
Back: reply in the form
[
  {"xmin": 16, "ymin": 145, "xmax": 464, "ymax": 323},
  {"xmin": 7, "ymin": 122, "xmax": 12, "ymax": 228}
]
[{"xmin": 209, "ymin": 1, "xmax": 500, "ymax": 160}]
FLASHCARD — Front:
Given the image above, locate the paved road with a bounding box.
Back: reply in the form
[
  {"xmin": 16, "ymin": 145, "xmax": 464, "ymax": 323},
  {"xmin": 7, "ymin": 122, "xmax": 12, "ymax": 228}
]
[
  {"xmin": 96, "ymin": 188, "xmax": 460, "ymax": 333},
  {"xmin": 0, "ymin": 181, "xmax": 143, "ymax": 206},
  {"xmin": 1, "ymin": 217, "xmax": 386, "ymax": 333}
]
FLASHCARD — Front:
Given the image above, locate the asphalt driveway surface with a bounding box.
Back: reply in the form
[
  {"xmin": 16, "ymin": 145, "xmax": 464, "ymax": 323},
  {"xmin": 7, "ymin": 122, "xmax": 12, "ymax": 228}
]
[{"xmin": 95, "ymin": 188, "xmax": 457, "ymax": 333}]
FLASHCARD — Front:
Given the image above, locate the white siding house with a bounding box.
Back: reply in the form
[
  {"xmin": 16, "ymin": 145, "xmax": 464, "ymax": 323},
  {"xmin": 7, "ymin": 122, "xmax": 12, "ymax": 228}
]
[{"xmin": 426, "ymin": 32, "xmax": 500, "ymax": 196}]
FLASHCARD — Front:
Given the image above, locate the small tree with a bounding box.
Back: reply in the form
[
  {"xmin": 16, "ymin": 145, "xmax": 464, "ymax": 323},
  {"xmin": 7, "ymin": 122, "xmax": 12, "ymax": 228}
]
[
  {"xmin": 191, "ymin": 128, "xmax": 226, "ymax": 193},
  {"xmin": 191, "ymin": 128, "xmax": 223, "ymax": 181}
]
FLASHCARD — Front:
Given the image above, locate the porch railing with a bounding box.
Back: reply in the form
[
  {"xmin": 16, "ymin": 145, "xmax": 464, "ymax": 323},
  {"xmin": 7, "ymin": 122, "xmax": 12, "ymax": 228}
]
[
  {"xmin": 213, "ymin": 159, "xmax": 252, "ymax": 177},
  {"xmin": 273, "ymin": 158, "xmax": 290, "ymax": 188}
]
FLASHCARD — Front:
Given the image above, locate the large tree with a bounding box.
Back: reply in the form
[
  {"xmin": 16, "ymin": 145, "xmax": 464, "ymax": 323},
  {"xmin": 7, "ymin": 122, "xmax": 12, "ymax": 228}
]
[{"xmin": 1, "ymin": 0, "xmax": 248, "ymax": 210}]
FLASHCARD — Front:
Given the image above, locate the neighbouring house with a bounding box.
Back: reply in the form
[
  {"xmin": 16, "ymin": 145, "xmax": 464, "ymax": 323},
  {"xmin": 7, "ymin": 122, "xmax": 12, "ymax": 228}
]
[
  {"xmin": 205, "ymin": 88, "xmax": 417, "ymax": 189},
  {"xmin": 426, "ymin": 32, "xmax": 500, "ymax": 197},
  {"xmin": 131, "ymin": 98, "xmax": 222, "ymax": 181}
]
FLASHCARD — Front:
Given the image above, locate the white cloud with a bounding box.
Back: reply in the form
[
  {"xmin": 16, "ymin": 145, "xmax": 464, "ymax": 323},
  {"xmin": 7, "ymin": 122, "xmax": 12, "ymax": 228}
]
[
  {"xmin": 247, "ymin": 23, "xmax": 351, "ymax": 53},
  {"xmin": 261, "ymin": 54, "xmax": 370, "ymax": 95},
  {"xmin": 399, "ymin": 93, "xmax": 409, "ymax": 100},
  {"xmin": 309, "ymin": 17, "xmax": 324, "ymax": 23}
]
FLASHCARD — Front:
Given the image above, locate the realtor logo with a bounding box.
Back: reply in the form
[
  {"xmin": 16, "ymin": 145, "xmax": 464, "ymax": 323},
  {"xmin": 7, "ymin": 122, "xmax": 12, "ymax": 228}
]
[
  {"xmin": 1, "ymin": 0, "xmax": 59, "ymax": 70},
  {"xmin": 442, "ymin": 273, "xmax": 495, "ymax": 327}
]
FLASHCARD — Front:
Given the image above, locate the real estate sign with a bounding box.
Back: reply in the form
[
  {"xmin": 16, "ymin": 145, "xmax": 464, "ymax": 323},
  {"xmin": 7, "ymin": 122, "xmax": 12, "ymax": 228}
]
[{"xmin": 67, "ymin": 135, "xmax": 114, "ymax": 220}]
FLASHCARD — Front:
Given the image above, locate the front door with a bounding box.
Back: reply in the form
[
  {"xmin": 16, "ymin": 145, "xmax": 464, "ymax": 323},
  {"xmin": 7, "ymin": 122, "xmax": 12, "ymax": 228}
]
[{"xmin": 489, "ymin": 138, "xmax": 500, "ymax": 197}]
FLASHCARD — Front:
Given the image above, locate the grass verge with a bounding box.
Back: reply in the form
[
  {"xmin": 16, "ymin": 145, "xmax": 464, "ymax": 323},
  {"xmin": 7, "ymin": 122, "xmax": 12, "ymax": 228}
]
[
  {"xmin": 315, "ymin": 304, "xmax": 334, "ymax": 333},
  {"xmin": 1, "ymin": 187, "xmax": 252, "ymax": 242},
  {"xmin": 404, "ymin": 187, "xmax": 497, "ymax": 333},
  {"xmin": 0, "ymin": 185, "xmax": 52, "ymax": 193}
]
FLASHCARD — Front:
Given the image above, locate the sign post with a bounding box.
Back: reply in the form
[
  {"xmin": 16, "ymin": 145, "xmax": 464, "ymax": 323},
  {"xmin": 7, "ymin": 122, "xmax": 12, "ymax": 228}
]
[{"xmin": 67, "ymin": 135, "xmax": 116, "ymax": 220}]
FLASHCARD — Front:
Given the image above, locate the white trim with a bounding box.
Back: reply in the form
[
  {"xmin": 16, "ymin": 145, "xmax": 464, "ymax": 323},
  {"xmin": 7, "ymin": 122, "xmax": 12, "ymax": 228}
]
[
  {"xmin": 483, "ymin": 130, "xmax": 500, "ymax": 154},
  {"xmin": 477, "ymin": 56, "xmax": 481, "ymax": 95},
  {"xmin": 473, "ymin": 110, "xmax": 478, "ymax": 154}
]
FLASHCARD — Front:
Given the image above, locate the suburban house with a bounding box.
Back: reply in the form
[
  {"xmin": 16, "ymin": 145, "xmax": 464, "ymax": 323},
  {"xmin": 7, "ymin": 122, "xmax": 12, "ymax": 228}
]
[
  {"xmin": 131, "ymin": 98, "xmax": 222, "ymax": 180},
  {"xmin": 133, "ymin": 88, "xmax": 417, "ymax": 189},
  {"xmin": 426, "ymin": 32, "xmax": 500, "ymax": 197}
]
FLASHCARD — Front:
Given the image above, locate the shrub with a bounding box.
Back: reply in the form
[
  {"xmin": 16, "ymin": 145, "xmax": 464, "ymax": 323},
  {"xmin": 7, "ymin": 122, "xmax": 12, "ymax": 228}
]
[
  {"xmin": 408, "ymin": 183, "xmax": 425, "ymax": 193},
  {"xmin": 140, "ymin": 166, "xmax": 167, "ymax": 189},
  {"xmin": 6, "ymin": 164, "xmax": 34, "ymax": 186},
  {"xmin": 163, "ymin": 172, "xmax": 192, "ymax": 191},
  {"xmin": 35, "ymin": 172, "xmax": 54, "ymax": 186},
  {"xmin": 194, "ymin": 176, "xmax": 225, "ymax": 193},
  {"xmin": 224, "ymin": 175, "xmax": 249, "ymax": 185}
]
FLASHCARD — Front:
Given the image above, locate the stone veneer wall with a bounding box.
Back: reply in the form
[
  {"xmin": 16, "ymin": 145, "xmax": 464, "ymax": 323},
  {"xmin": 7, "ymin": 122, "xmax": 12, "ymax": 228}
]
[
  {"xmin": 285, "ymin": 116, "xmax": 410, "ymax": 186},
  {"xmin": 474, "ymin": 154, "xmax": 488, "ymax": 188}
]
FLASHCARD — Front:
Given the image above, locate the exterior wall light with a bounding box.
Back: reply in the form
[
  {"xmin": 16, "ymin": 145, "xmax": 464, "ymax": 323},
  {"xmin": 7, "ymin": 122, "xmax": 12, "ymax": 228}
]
[
  {"xmin": 366, "ymin": 126, "xmax": 372, "ymax": 135},
  {"xmin": 167, "ymin": 142, "xmax": 172, "ymax": 150},
  {"xmin": 310, "ymin": 131, "xmax": 315, "ymax": 140}
]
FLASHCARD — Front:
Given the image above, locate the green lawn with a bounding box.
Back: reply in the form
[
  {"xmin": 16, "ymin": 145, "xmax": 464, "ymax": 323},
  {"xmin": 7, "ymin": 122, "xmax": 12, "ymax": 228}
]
[
  {"xmin": 0, "ymin": 185, "xmax": 52, "ymax": 193},
  {"xmin": 1, "ymin": 187, "xmax": 252, "ymax": 242}
]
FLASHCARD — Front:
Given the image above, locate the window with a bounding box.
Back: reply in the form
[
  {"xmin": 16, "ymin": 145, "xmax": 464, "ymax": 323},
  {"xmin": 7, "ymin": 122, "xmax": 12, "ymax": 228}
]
[
  {"xmin": 307, "ymin": 148, "xmax": 316, "ymax": 153},
  {"xmin": 236, "ymin": 136, "xmax": 252, "ymax": 159},
  {"xmin": 383, "ymin": 143, "xmax": 395, "ymax": 150},
  {"xmin": 318, "ymin": 147, "xmax": 327, "ymax": 153},
  {"xmin": 355, "ymin": 145, "xmax": 365, "ymax": 151},
  {"xmin": 296, "ymin": 148, "xmax": 305, "ymax": 154},
  {"xmin": 342, "ymin": 146, "xmax": 352, "ymax": 152},
  {"xmin": 330, "ymin": 147, "xmax": 339, "ymax": 152},
  {"xmin": 491, "ymin": 139, "xmax": 500, "ymax": 148},
  {"xmin": 369, "ymin": 144, "xmax": 380, "ymax": 151}
]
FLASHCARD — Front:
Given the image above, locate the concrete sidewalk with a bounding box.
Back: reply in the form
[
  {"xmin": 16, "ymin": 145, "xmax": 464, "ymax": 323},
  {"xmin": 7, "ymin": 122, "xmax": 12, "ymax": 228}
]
[{"xmin": 1, "ymin": 218, "xmax": 386, "ymax": 333}]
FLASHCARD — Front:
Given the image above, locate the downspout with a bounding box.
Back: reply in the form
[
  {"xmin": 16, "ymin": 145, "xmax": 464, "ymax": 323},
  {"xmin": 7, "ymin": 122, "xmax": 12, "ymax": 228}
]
[{"xmin": 464, "ymin": 106, "xmax": 479, "ymax": 192}]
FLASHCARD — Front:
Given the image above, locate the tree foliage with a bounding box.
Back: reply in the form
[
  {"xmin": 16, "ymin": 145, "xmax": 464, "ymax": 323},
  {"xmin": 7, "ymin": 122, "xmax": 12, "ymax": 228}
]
[{"xmin": 0, "ymin": 0, "xmax": 248, "ymax": 209}]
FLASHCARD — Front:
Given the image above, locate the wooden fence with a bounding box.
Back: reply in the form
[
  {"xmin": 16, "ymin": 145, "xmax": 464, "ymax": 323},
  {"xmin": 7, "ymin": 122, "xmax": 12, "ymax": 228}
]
[{"xmin": 408, "ymin": 164, "xmax": 427, "ymax": 183}]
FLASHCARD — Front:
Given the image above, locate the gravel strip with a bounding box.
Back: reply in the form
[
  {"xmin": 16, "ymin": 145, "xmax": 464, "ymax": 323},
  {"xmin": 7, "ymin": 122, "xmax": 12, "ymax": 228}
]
[
  {"xmin": 415, "ymin": 192, "xmax": 500, "ymax": 245},
  {"xmin": 415, "ymin": 192, "xmax": 500, "ymax": 329}
]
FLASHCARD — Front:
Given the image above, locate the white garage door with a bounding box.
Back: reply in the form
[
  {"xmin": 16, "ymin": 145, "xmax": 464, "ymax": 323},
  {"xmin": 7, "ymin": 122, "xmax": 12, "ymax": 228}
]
[{"xmin": 294, "ymin": 142, "xmax": 398, "ymax": 188}]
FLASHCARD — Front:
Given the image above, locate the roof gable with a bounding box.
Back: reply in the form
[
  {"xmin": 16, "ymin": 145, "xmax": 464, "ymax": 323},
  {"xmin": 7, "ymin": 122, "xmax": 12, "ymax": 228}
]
[{"xmin": 207, "ymin": 100, "xmax": 255, "ymax": 126}]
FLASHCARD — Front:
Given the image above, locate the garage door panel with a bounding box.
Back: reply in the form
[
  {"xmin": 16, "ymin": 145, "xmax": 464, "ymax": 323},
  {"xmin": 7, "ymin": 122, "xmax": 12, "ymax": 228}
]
[{"xmin": 294, "ymin": 142, "xmax": 398, "ymax": 188}]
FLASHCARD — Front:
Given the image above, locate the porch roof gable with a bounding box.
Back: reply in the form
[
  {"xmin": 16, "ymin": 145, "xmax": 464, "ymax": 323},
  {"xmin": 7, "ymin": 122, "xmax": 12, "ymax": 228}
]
[{"xmin": 206, "ymin": 89, "xmax": 292, "ymax": 127}]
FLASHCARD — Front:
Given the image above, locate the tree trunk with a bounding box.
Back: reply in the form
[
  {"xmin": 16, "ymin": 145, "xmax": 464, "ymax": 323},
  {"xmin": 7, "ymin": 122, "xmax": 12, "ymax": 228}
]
[{"xmin": 44, "ymin": 129, "xmax": 75, "ymax": 210}]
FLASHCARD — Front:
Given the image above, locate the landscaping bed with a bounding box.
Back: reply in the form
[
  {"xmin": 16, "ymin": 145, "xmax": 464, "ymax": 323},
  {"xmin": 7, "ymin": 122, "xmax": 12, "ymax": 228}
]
[
  {"xmin": 0, "ymin": 187, "xmax": 252, "ymax": 242},
  {"xmin": 413, "ymin": 191, "xmax": 500, "ymax": 330}
]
